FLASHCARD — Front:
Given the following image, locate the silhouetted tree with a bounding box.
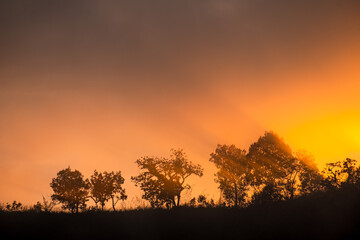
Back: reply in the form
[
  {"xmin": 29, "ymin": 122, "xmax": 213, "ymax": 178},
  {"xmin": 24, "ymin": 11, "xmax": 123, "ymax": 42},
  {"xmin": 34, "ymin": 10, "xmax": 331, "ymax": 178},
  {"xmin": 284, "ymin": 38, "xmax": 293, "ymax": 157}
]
[
  {"xmin": 50, "ymin": 167, "xmax": 89, "ymax": 213},
  {"xmin": 210, "ymin": 144, "xmax": 250, "ymax": 207},
  {"xmin": 33, "ymin": 201, "xmax": 43, "ymax": 212},
  {"xmin": 189, "ymin": 197, "xmax": 196, "ymax": 207},
  {"xmin": 296, "ymin": 152, "xmax": 324, "ymax": 194},
  {"xmin": 322, "ymin": 158, "xmax": 360, "ymax": 190},
  {"xmin": 340, "ymin": 158, "xmax": 360, "ymax": 187},
  {"xmin": 247, "ymin": 132, "xmax": 301, "ymax": 202},
  {"xmin": 196, "ymin": 195, "xmax": 215, "ymax": 207},
  {"xmin": 131, "ymin": 149, "xmax": 203, "ymax": 208},
  {"xmin": 210, "ymin": 132, "xmax": 326, "ymax": 206},
  {"xmin": 89, "ymin": 170, "xmax": 127, "ymax": 211},
  {"xmin": 6, "ymin": 201, "xmax": 22, "ymax": 211},
  {"xmin": 322, "ymin": 161, "xmax": 343, "ymax": 190}
]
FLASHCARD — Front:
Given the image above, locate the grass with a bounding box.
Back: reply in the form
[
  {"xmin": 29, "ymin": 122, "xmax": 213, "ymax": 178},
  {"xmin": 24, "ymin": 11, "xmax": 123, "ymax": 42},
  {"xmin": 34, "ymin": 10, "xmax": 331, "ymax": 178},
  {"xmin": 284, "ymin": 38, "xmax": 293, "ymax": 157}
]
[{"xmin": 1, "ymin": 188, "xmax": 360, "ymax": 240}]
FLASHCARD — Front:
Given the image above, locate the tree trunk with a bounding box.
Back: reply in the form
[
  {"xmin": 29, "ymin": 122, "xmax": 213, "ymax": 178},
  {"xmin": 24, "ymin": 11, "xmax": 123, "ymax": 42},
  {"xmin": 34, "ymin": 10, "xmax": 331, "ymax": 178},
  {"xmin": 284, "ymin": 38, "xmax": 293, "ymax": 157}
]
[
  {"xmin": 111, "ymin": 197, "xmax": 116, "ymax": 211},
  {"xmin": 176, "ymin": 194, "xmax": 180, "ymax": 207},
  {"xmin": 172, "ymin": 197, "xmax": 176, "ymax": 208},
  {"xmin": 234, "ymin": 182, "xmax": 238, "ymax": 207}
]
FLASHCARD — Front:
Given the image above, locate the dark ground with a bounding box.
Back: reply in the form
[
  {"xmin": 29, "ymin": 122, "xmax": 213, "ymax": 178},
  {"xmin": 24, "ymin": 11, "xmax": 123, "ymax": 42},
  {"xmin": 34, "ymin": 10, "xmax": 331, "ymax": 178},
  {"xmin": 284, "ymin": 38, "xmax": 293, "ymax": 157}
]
[{"xmin": 1, "ymin": 188, "xmax": 360, "ymax": 240}]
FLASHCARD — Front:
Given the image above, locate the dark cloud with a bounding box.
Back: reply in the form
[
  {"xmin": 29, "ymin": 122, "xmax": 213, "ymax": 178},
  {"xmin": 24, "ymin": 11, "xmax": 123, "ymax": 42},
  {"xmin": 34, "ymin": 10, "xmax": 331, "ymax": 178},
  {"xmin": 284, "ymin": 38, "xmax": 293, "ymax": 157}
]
[{"xmin": 1, "ymin": 1, "xmax": 359, "ymax": 93}]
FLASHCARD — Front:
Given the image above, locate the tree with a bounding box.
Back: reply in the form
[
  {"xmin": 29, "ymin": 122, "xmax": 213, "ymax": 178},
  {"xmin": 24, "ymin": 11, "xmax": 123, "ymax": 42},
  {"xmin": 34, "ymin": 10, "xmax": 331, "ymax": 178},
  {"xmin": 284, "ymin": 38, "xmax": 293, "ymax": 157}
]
[
  {"xmin": 210, "ymin": 132, "xmax": 326, "ymax": 206},
  {"xmin": 340, "ymin": 158, "xmax": 360, "ymax": 187},
  {"xmin": 89, "ymin": 170, "xmax": 127, "ymax": 211},
  {"xmin": 50, "ymin": 167, "xmax": 89, "ymax": 213},
  {"xmin": 296, "ymin": 152, "xmax": 324, "ymax": 195},
  {"xmin": 196, "ymin": 195, "xmax": 215, "ymax": 207},
  {"xmin": 322, "ymin": 161, "xmax": 343, "ymax": 190},
  {"xmin": 131, "ymin": 149, "xmax": 203, "ymax": 208},
  {"xmin": 322, "ymin": 158, "xmax": 360, "ymax": 190},
  {"xmin": 33, "ymin": 201, "xmax": 43, "ymax": 212},
  {"xmin": 247, "ymin": 131, "xmax": 300, "ymax": 202},
  {"xmin": 209, "ymin": 144, "xmax": 250, "ymax": 207},
  {"xmin": 6, "ymin": 201, "xmax": 22, "ymax": 211}
]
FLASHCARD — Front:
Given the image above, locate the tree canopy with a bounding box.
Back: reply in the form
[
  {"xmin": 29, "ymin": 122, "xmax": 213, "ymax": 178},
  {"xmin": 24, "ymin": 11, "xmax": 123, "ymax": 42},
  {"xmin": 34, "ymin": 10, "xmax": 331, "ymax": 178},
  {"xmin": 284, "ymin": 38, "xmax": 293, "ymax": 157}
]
[
  {"xmin": 131, "ymin": 149, "xmax": 203, "ymax": 208},
  {"xmin": 50, "ymin": 167, "xmax": 89, "ymax": 213},
  {"xmin": 210, "ymin": 132, "xmax": 324, "ymax": 206},
  {"xmin": 89, "ymin": 170, "xmax": 127, "ymax": 211},
  {"xmin": 210, "ymin": 144, "xmax": 250, "ymax": 207}
]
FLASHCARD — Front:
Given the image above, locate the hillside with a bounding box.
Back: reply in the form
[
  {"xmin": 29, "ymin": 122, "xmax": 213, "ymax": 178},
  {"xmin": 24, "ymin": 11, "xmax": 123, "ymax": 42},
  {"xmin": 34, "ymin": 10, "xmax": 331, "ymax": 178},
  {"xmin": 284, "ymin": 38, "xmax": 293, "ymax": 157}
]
[{"xmin": 1, "ymin": 187, "xmax": 359, "ymax": 240}]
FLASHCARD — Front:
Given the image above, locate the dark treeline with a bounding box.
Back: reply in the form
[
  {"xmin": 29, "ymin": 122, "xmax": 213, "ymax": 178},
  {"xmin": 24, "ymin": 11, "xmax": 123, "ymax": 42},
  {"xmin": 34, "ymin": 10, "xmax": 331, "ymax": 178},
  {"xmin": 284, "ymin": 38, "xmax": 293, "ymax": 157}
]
[
  {"xmin": 1, "ymin": 131, "xmax": 360, "ymax": 212},
  {"xmin": 1, "ymin": 131, "xmax": 360, "ymax": 239}
]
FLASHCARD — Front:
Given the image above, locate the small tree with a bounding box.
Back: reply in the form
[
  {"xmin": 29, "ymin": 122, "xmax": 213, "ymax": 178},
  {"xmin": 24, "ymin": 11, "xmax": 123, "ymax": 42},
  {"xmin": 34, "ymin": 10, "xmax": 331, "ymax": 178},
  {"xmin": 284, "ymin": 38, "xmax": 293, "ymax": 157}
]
[
  {"xmin": 196, "ymin": 195, "xmax": 215, "ymax": 207},
  {"xmin": 89, "ymin": 170, "xmax": 127, "ymax": 211},
  {"xmin": 322, "ymin": 161, "xmax": 343, "ymax": 190},
  {"xmin": 50, "ymin": 167, "xmax": 89, "ymax": 213},
  {"xmin": 33, "ymin": 202, "xmax": 43, "ymax": 212},
  {"xmin": 110, "ymin": 171, "xmax": 128, "ymax": 211},
  {"xmin": 6, "ymin": 201, "xmax": 22, "ymax": 211},
  {"xmin": 322, "ymin": 158, "xmax": 360, "ymax": 190},
  {"xmin": 132, "ymin": 149, "xmax": 203, "ymax": 208},
  {"xmin": 341, "ymin": 158, "xmax": 360, "ymax": 187}
]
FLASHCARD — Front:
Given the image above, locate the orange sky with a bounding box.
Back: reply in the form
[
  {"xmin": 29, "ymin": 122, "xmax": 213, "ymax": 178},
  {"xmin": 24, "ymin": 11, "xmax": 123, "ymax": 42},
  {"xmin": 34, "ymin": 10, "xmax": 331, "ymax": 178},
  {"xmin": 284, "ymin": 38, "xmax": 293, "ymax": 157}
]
[{"xmin": 1, "ymin": 1, "xmax": 360, "ymax": 206}]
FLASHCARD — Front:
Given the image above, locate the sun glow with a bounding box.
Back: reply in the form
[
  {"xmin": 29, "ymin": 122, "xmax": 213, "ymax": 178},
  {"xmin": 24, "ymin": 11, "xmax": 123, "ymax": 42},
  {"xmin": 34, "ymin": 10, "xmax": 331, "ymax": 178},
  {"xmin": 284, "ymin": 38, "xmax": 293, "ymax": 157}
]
[{"xmin": 284, "ymin": 110, "xmax": 360, "ymax": 168}]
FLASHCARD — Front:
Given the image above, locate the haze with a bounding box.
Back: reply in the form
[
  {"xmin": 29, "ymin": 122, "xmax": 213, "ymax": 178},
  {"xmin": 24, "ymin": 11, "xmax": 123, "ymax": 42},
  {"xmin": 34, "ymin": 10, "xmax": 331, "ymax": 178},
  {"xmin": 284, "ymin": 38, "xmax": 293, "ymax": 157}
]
[{"xmin": 1, "ymin": 0, "xmax": 360, "ymax": 205}]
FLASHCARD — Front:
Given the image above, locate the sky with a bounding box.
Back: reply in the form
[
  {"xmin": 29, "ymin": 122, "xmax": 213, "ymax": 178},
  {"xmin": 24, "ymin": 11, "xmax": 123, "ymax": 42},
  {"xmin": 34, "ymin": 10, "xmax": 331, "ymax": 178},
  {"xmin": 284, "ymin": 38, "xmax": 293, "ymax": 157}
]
[{"xmin": 1, "ymin": 0, "xmax": 360, "ymax": 206}]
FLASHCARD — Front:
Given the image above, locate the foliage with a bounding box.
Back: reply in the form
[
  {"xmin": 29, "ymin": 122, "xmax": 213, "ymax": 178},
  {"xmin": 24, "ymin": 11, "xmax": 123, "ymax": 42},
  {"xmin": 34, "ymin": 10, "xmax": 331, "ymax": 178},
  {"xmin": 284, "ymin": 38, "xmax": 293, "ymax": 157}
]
[
  {"xmin": 322, "ymin": 158, "xmax": 360, "ymax": 190},
  {"xmin": 5, "ymin": 201, "xmax": 22, "ymax": 211},
  {"xmin": 50, "ymin": 167, "xmax": 90, "ymax": 213},
  {"xmin": 33, "ymin": 201, "xmax": 43, "ymax": 212},
  {"xmin": 210, "ymin": 144, "xmax": 250, "ymax": 207},
  {"xmin": 210, "ymin": 132, "xmax": 326, "ymax": 206},
  {"xmin": 296, "ymin": 152, "xmax": 324, "ymax": 195},
  {"xmin": 7, "ymin": 131, "xmax": 360, "ymax": 214},
  {"xmin": 131, "ymin": 149, "xmax": 203, "ymax": 208},
  {"xmin": 89, "ymin": 170, "xmax": 127, "ymax": 211},
  {"xmin": 247, "ymin": 132, "xmax": 300, "ymax": 200},
  {"xmin": 196, "ymin": 195, "xmax": 215, "ymax": 207},
  {"xmin": 33, "ymin": 196, "xmax": 56, "ymax": 212}
]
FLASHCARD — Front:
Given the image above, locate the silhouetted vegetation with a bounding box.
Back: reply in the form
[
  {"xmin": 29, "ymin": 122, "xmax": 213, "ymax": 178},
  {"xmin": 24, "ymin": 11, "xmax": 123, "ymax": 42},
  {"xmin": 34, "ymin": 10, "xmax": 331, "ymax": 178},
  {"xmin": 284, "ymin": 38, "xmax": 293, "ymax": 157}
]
[
  {"xmin": 210, "ymin": 132, "xmax": 328, "ymax": 207},
  {"xmin": 89, "ymin": 170, "xmax": 127, "ymax": 211},
  {"xmin": 131, "ymin": 149, "xmax": 203, "ymax": 208},
  {"xmin": 1, "ymin": 187, "xmax": 360, "ymax": 239},
  {"xmin": 32, "ymin": 196, "xmax": 55, "ymax": 212},
  {"xmin": 50, "ymin": 167, "xmax": 90, "ymax": 213},
  {"xmin": 1, "ymin": 131, "xmax": 360, "ymax": 239}
]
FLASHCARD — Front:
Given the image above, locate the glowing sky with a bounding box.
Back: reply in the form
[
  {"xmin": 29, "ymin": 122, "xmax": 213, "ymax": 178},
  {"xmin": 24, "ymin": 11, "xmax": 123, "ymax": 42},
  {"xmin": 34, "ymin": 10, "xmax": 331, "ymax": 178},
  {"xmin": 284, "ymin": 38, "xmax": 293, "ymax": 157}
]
[{"xmin": 1, "ymin": 0, "xmax": 360, "ymax": 206}]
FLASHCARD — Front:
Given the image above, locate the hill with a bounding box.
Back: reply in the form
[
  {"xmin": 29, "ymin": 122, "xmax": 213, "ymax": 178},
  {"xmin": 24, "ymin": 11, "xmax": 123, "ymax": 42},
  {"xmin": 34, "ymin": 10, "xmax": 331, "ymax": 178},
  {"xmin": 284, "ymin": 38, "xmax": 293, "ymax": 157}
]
[{"xmin": 1, "ymin": 187, "xmax": 360, "ymax": 240}]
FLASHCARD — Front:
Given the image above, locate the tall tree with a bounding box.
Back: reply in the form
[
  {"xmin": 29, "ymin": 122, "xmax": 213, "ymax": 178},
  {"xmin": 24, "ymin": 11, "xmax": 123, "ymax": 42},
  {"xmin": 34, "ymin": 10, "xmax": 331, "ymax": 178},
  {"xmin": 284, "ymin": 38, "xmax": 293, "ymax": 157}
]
[
  {"xmin": 50, "ymin": 167, "xmax": 89, "ymax": 213},
  {"xmin": 209, "ymin": 144, "xmax": 250, "ymax": 207},
  {"xmin": 247, "ymin": 132, "xmax": 300, "ymax": 202},
  {"xmin": 296, "ymin": 152, "xmax": 324, "ymax": 195},
  {"xmin": 89, "ymin": 170, "xmax": 127, "ymax": 211},
  {"xmin": 247, "ymin": 132, "xmax": 300, "ymax": 201},
  {"xmin": 131, "ymin": 149, "xmax": 203, "ymax": 208}
]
